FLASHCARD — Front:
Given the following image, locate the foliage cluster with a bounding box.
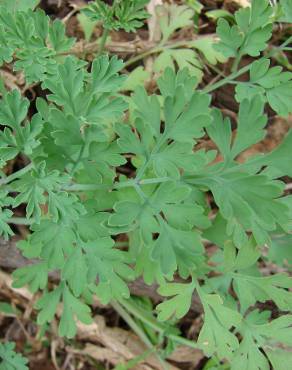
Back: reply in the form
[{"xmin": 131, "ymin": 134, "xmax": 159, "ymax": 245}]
[{"xmin": 0, "ymin": 0, "xmax": 292, "ymax": 368}]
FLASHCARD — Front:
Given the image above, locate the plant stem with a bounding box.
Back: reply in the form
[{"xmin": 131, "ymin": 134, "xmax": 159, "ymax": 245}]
[
  {"xmin": 0, "ymin": 163, "xmax": 33, "ymax": 186},
  {"xmin": 63, "ymin": 177, "xmax": 172, "ymax": 192},
  {"xmin": 114, "ymin": 241, "xmax": 128, "ymax": 247},
  {"xmin": 202, "ymin": 63, "xmax": 251, "ymax": 94},
  {"xmin": 123, "ymin": 39, "xmax": 201, "ymax": 68},
  {"xmin": 99, "ymin": 28, "xmax": 110, "ymax": 55},
  {"xmin": 207, "ymin": 37, "xmax": 292, "ymax": 95},
  {"xmin": 112, "ymin": 301, "xmax": 153, "ymax": 347},
  {"xmin": 138, "ymin": 177, "xmax": 170, "ymax": 185},
  {"xmin": 8, "ymin": 217, "xmax": 34, "ymax": 225},
  {"xmin": 124, "ymin": 46, "xmax": 163, "ymax": 68},
  {"xmin": 70, "ymin": 144, "xmax": 86, "ymax": 175},
  {"xmin": 231, "ymin": 52, "xmax": 242, "ymax": 72},
  {"xmin": 118, "ymin": 298, "xmax": 200, "ymax": 350},
  {"xmin": 278, "ymin": 35, "xmax": 292, "ymax": 50},
  {"xmin": 111, "ymin": 301, "xmax": 169, "ymax": 369},
  {"xmin": 63, "ymin": 183, "xmax": 110, "ymax": 192}
]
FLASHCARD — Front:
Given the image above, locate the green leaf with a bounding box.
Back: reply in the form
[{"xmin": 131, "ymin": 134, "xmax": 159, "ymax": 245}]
[
  {"xmin": 29, "ymin": 219, "xmax": 76, "ymax": 268},
  {"xmin": 195, "ymin": 168, "xmax": 288, "ymax": 248},
  {"xmin": 279, "ymin": 0, "xmax": 292, "ymax": 22},
  {"xmin": 268, "ymin": 234, "xmax": 292, "ymax": 267},
  {"xmin": 266, "ymin": 349, "xmax": 292, "ymax": 370},
  {"xmin": 198, "ymin": 290, "xmax": 242, "ymax": 360},
  {"xmin": 215, "ymin": 19, "xmax": 243, "ymax": 58},
  {"xmin": 35, "ymin": 283, "xmax": 63, "ymax": 325},
  {"xmin": 77, "ymin": 12, "xmax": 97, "ymax": 42},
  {"xmin": 49, "ymin": 109, "xmax": 83, "ymax": 147},
  {"xmin": 62, "ymin": 247, "xmax": 88, "ymax": 297},
  {"xmin": 206, "ymin": 109, "xmax": 232, "ymax": 161},
  {"xmin": 235, "ymin": 0, "xmax": 273, "ymax": 56},
  {"xmin": 48, "ymin": 19, "xmax": 75, "ymax": 53},
  {"xmin": 109, "ymin": 182, "xmax": 208, "ymax": 277},
  {"xmin": 43, "ymin": 55, "xmax": 126, "ymax": 126},
  {"xmin": 83, "ymin": 237, "xmax": 134, "ymax": 304},
  {"xmin": 0, "ymin": 302, "xmax": 20, "ymax": 318},
  {"xmin": 0, "ymin": 26, "xmax": 13, "ymax": 65},
  {"xmin": 233, "ymin": 273, "xmax": 292, "ymax": 313},
  {"xmin": 82, "ymin": 141, "xmax": 126, "ymax": 183},
  {"xmin": 156, "ymin": 281, "xmax": 196, "ymax": 321},
  {"xmin": 122, "ymin": 67, "xmax": 150, "ymax": 91},
  {"xmin": 13, "ymin": 162, "xmax": 73, "ymax": 223},
  {"xmin": 91, "ymin": 55, "xmax": 126, "ymax": 93},
  {"xmin": 231, "ymin": 96, "xmax": 267, "ymax": 158},
  {"xmin": 117, "ymin": 69, "xmax": 211, "ymax": 179},
  {"xmin": 192, "ymin": 37, "xmax": 227, "ymax": 65},
  {"xmin": 35, "ymin": 283, "xmax": 92, "ymax": 338},
  {"xmin": 235, "ymin": 58, "xmax": 292, "ymax": 116},
  {"xmin": 249, "ymin": 58, "xmax": 292, "ymax": 88},
  {"xmin": 215, "ymin": 0, "xmax": 273, "ymax": 58},
  {"xmin": 83, "ymin": 0, "xmax": 149, "ymax": 32},
  {"xmin": 151, "ymin": 218, "xmax": 205, "ymax": 277},
  {"xmin": 157, "ymin": 4, "xmax": 194, "ymax": 44},
  {"xmin": 0, "ymin": 89, "xmax": 43, "ymax": 162},
  {"xmin": 12, "ymin": 262, "xmax": 48, "ymax": 293},
  {"xmin": 0, "ymin": 207, "xmax": 13, "ymax": 240},
  {"xmin": 0, "ymin": 90, "xmax": 29, "ymax": 130},
  {"xmin": 244, "ymin": 130, "xmax": 292, "ymax": 178},
  {"xmin": 154, "ymin": 49, "xmax": 203, "ymax": 80},
  {"xmin": 233, "ymin": 312, "xmax": 292, "ymax": 370},
  {"xmin": 266, "ymin": 81, "xmax": 292, "ymax": 117},
  {"xmin": 0, "ymin": 0, "xmax": 39, "ymax": 12},
  {"xmin": 58, "ymin": 284, "xmax": 92, "ymax": 338},
  {"xmin": 0, "ymin": 342, "xmax": 28, "ymax": 370},
  {"xmin": 43, "ymin": 56, "xmax": 86, "ymax": 114},
  {"xmin": 0, "ymin": 7, "xmax": 67, "ymax": 83}
]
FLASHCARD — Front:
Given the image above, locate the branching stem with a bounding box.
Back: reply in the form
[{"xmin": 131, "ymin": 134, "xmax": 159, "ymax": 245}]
[
  {"xmin": 111, "ymin": 301, "xmax": 169, "ymax": 369},
  {"xmin": 0, "ymin": 163, "xmax": 33, "ymax": 186},
  {"xmin": 202, "ymin": 63, "xmax": 251, "ymax": 94},
  {"xmin": 118, "ymin": 298, "xmax": 200, "ymax": 350}
]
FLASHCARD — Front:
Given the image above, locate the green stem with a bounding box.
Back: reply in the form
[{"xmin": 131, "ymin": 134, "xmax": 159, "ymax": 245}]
[
  {"xmin": 114, "ymin": 241, "xmax": 128, "ymax": 248},
  {"xmin": 231, "ymin": 52, "xmax": 242, "ymax": 72},
  {"xmin": 123, "ymin": 39, "xmax": 199, "ymax": 69},
  {"xmin": 138, "ymin": 177, "xmax": 170, "ymax": 185},
  {"xmin": 202, "ymin": 63, "xmax": 251, "ymax": 94},
  {"xmin": 8, "ymin": 217, "xmax": 34, "ymax": 225},
  {"xmin": 111, "ymin": 301, "xmax": 169, "ymax": 369},
  {"xmin": 63, "ymin": 177, "xmax": 172, "ymax": 192},
  {"xmin": 112, "ymin": 301, "xmax": 153, "ymax": 347},
  {"xmin": 62, "ymin": 179, "xmax": 136, "ymax": 192},
  {"xmin": 63, "ymin": 183, "xmax": 110, "ymax": 192},
  {"xmin": 135, "ymin": 134, "xmax": 168, "ymax": 182},
  {"xmin": 124, "ymin": 46, "xmax": 163, "ymax": 68},
  {"xmin": 70, "ymin": 144, "xmax": 86, "ymax": 175},
  {"xmin": 118, "ymin": 298, "xmax": 200, "ymax": 350},
  {"xmin": 99, "ymin": 28, "xmax": 110, "ymax": 55},
  {"xmin": 278, "ymin": 35, "xmax": 292, "ymax": 50},
  {"xmin": 0, "ymin": 163, "xmax": 33, "ymax": 186}
]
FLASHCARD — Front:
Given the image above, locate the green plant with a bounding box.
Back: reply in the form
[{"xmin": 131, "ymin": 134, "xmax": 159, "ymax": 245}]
[
  {"xmin": 0, "ymin": 0, "xmax": 292, "ymax": 369},
  {"xmin": 0, "ymin": 342, "xmax": 28, "ymax": 370},
  {"xmin": 83, "ymin": 0, "xmax": 149, "ymax": 54},
  {"xmin": 121, "ymin": 2, "xmax": 227, "ymax": 84}
]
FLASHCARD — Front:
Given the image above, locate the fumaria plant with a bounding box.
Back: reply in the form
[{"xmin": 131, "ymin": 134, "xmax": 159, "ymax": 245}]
[{"xmin": 0, "ymin": 0, "xmax": 292, "ymax": 368}]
